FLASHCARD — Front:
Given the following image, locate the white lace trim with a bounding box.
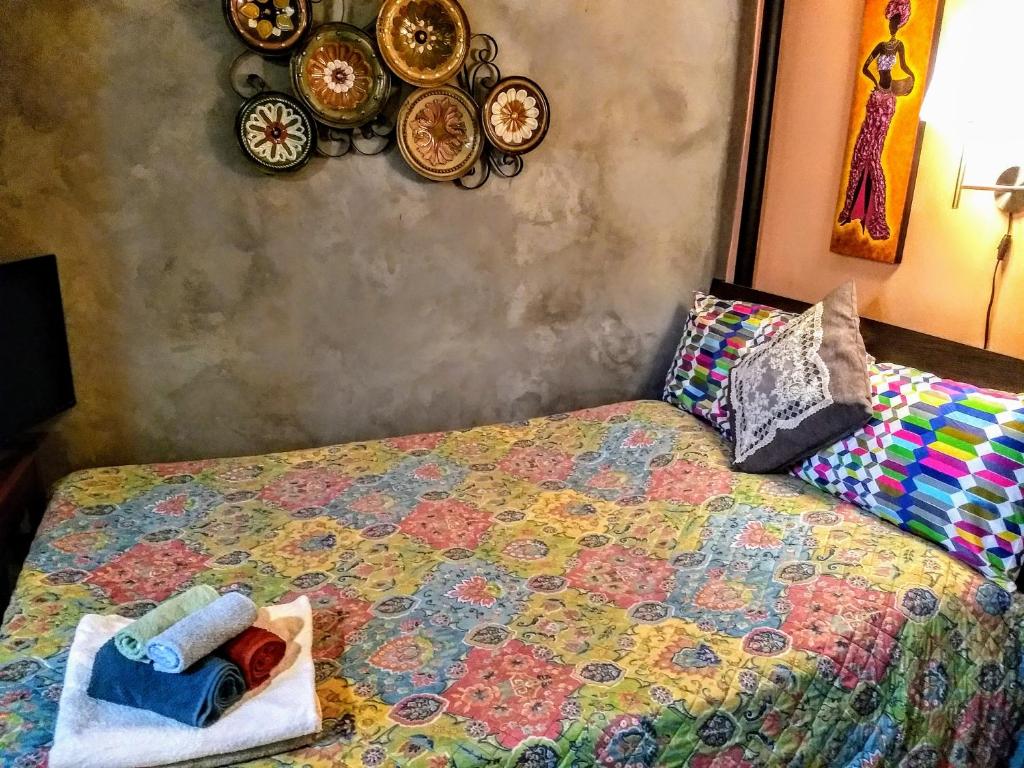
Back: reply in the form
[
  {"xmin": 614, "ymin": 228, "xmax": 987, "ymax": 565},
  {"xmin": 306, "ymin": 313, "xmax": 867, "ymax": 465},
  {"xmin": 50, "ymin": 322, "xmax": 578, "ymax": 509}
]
[
  {"xmin": 708, "ymin": 308, "xmax": 793, "ymax": 436},
  {"xmin": 731, "ymin": 303, "xmax": 832, "ymax": 464}
]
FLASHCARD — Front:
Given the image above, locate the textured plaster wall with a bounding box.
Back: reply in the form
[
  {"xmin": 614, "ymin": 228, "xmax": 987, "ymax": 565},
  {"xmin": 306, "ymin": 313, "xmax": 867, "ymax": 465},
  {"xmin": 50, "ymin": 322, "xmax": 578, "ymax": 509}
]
[{"xmin": 0, "ymin": 0, "xmax": 745, "ymax": 473}]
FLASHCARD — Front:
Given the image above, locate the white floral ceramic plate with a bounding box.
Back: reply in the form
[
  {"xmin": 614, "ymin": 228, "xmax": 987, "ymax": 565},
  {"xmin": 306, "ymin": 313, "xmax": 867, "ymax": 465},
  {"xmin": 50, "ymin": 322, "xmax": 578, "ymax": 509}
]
[
  {"xmin": 482, "ymin": 76, "xmax": 550, "ymax": 155},
  {"xmin": 291, "ymin": 23, "xmax": 391, "ymax": 129},
  {"xmin": 397, "ymin": 86, "xmax": 483, "ymax": 181},
  {"xmin": 224, "ymin": 0, "xmax": 311, "ymax": 57},
  {"xmin": 236, "ymin": 91, "xmax": 316, "ymax": 172}
]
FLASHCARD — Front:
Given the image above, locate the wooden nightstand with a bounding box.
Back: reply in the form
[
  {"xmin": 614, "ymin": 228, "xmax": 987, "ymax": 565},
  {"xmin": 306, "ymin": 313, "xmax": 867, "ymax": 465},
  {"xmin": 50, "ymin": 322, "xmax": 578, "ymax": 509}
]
[{"xmin": 0, "ymin": 441, "xmax": 47, "ymax": 615}]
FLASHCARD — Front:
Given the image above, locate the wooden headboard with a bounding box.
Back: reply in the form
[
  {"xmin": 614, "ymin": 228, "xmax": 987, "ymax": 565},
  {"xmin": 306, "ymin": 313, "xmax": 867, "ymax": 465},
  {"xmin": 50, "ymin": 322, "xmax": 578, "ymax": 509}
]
[{"xmin": 711, "ymin": 280, "xmax": 1024, "ymax": 393}]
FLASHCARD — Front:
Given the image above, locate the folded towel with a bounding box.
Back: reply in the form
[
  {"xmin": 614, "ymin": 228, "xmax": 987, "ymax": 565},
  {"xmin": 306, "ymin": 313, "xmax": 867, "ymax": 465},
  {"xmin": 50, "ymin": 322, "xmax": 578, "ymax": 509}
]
[
  {"xmin": 146, "ymin": 592, "xmax": 258, "ymax": 673},
  {"xmin": 219, "ymin": 626, "xmax": 286, "ymax": 688},
  {"xmin": 114, "ymin": 585, "xmax": 219, "ymax": 661},
  {"xmin": 50, "ymin": 596, "xmax": 321, "ymax": 768},
  {"xmin": 88, "ymin": 638, "xmax": 246, "ymax": 728}
]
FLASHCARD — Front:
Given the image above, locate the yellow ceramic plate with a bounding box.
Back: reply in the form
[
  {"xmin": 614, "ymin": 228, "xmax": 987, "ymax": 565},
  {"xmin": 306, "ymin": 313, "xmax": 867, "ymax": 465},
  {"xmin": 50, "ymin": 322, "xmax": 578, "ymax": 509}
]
[
  {"xmin": 397, "ymin": 86, "xmax": 483, "ymax": 181},
  {"xmin": 376, "ymin": 0, "xmax": 470, "ymax": 87}
]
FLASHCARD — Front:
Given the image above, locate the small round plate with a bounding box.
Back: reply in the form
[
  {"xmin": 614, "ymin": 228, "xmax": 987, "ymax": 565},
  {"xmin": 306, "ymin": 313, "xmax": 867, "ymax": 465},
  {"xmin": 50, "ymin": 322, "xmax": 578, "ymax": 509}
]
[
  {"xmin": 291, "ymin": 23, "xmax": 391, "ymax": 129},
  {"xmin": 236, "ymin": 91, "xmax": 316, "ymax": 172},
  {"xmin": 377, "ymin": 0, "xmax": 470, "ymax": 87},
  {"xmin": 224, "ymin": 0, "xmax": 311, "ymax": 57},
  {"xmin": 397, "ymin": 86, "xmax": 482, "ymax": 181},
  {"xmin": 482, "ymin": 77, "xmax": 550, "ymax": 155}
]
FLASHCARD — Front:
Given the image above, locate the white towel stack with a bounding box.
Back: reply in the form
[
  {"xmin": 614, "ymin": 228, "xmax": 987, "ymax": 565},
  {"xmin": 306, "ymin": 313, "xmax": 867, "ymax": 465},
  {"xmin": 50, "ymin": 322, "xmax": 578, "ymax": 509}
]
[{"xmin": 49, "ymin": 596, "xmax": 322, "ymax": 768}]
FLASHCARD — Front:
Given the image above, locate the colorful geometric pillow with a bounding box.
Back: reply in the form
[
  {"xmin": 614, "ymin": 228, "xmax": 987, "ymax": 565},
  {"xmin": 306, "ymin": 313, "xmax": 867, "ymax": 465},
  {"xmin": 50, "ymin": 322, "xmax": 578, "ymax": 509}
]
[
  {"xmin": 793, "ymin": 362, "xmax": 1024, "ymax": 588},
  {"xmin": 663, "ymin": 293, "xmax": 792, "ymax": 438}
]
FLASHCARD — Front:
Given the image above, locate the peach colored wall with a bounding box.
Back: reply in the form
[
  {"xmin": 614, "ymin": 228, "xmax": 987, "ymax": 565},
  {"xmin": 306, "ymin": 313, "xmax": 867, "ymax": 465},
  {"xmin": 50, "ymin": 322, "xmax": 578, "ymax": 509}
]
[{"xmin": 754, "ymin": 0, "xmax": 1024, "ymax": 360}]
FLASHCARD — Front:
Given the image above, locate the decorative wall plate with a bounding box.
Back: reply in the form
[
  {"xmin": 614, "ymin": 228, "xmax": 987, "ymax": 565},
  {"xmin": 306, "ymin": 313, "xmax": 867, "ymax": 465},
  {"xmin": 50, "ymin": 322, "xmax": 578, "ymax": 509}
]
[
  {"xmin": 291, "ymin": 23, "xmax": 391, "ymax": 129},
  {"xmin": 224, "ymin": 0, "xmax": 311, "ymax": 57},
  {"xmin": 236, "ymin": 91, "xmax": 316, "ymax": 172},
  {"xmin": 482, "ymin": 76, "xmax": 550, "ymax": 156},
  {"xmin": 377, "ymin": 0, "xmax": 470, "ymax": 87},
  {"xmin": 397, "ymin": 86, "xmax": 482, "ymax": 181}
]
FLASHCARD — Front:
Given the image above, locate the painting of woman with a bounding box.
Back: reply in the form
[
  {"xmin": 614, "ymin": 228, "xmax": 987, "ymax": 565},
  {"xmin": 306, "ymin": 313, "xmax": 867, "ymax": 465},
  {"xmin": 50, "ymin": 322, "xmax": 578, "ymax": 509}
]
[
  {"xmin": 830, "ymin": 0, "xmax": 943, "ymax": 265},
  {"xmin": 838, "ymin": 0, "xmax": 915, "ymax": 241}
]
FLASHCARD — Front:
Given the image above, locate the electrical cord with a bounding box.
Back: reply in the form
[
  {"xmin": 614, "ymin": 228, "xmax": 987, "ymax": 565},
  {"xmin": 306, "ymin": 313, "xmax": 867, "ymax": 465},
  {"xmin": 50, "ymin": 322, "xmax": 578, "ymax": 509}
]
[{"xmin": 984, "ymin": 214, "xmax": 1015, "ymax": 350}]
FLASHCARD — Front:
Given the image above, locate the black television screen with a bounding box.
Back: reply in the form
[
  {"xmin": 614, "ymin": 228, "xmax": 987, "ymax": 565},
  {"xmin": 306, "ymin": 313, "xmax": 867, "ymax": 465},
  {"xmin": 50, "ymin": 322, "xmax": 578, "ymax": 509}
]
[{"xmin": 0, "ymin": 255, "xmax": 76, "ymax": 443}]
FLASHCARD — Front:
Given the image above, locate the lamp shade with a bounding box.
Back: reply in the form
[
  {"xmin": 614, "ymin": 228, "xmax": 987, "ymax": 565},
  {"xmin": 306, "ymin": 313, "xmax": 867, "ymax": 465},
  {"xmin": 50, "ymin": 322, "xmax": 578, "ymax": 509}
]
[{"xmin": 921, "ymin": 0, "xmax": 1024, "ymax": 141}]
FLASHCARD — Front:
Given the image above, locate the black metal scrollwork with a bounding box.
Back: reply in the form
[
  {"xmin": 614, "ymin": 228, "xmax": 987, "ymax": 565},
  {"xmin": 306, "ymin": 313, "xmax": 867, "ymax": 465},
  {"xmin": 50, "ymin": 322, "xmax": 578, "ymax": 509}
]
[
  {"xmin": 454, "ymin": 34, "xmax": 525, "ymax": 190},
  {"xmin": 315, "ymin": 84, "xmax": 401, "ymax": 158},
  {"xmin": 229, "ymin": 51, "xmax": 270, "ymax": 99},
  {"xmin": 458, "ymin": 33, "xmax": 500, "ymax": 104}
]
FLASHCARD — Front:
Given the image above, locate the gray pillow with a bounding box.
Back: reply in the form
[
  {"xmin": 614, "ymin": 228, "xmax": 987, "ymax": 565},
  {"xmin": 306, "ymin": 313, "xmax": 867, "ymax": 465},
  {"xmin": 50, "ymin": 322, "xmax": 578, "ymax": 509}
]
[{"xmin": 727, "ymin": 282, "xmax": 872, "ymax": 473}]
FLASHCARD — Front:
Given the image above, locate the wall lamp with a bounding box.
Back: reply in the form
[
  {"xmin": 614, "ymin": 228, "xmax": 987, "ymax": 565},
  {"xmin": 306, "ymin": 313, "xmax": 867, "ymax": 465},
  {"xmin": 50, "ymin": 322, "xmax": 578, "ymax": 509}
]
[
  {"xmin": 921, "ymin": 0, "xmax": 1024, "ymax": 350},
  {"xmin": 944, "ymin": 159, "xmax": 1024, "ymax": 350},
  {"xmin": 952, "ymin": 159, "xmax": 1024, "ymax": 211}
]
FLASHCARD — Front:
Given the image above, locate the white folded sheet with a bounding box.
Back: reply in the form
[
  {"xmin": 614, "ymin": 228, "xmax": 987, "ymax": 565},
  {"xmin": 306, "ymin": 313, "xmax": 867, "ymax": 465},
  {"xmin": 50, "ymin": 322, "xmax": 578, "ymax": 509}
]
[{"xmin": 49, "ymin": 595, "xmax": 321, "ymax": 768}]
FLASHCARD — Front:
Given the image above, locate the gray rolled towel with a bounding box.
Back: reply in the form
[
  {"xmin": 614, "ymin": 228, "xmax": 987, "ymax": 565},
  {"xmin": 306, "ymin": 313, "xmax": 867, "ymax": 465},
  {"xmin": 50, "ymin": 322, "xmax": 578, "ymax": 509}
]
[
  {"xmin": 113, "ymin": 585, "xmax": 219, "ymax": 661},
  {"xmin": 146, "ymin": 592, "xmax": 258, "ymax": 673}
]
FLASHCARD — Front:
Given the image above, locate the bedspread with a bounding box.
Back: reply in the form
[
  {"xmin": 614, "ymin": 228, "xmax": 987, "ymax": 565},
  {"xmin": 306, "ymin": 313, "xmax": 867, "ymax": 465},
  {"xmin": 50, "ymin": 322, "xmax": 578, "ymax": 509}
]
[{"xmin": 1, "ymin": 401, "xmax": 1022, "ymax": 767}]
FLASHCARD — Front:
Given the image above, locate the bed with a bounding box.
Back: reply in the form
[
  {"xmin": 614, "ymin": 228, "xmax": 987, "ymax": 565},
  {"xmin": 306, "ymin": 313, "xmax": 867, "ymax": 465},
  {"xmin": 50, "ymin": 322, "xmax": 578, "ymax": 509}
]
[{"xmin": 1, "ymin": 398, "xmax": 1022, "ymax": 767}]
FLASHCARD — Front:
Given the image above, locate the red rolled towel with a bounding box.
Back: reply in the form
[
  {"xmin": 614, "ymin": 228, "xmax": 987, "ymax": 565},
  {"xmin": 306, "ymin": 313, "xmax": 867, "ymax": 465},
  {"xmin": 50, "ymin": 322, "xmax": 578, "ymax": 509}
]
[{"xmin": 219, "ymin": 626, "xmax": 286, "ymax": 688}]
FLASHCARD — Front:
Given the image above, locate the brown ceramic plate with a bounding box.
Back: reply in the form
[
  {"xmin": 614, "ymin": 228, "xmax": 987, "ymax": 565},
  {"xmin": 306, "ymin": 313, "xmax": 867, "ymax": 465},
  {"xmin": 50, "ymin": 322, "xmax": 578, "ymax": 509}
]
[
  {"xmin": 482, "ymin": 77, "xmax": 550, "ymax": 156},
  {"xmin": 236, "ymin": 91, "xmax": 316, "ymax": 173},
  {"xmin": 224, "ymin": 0, "xmax": 311, "ymax": 57},
  {"xmin": 397, "ymin": 86, "xmax": 482, "ymax": 181},
  {"xmin": 291, "ymin": 23, "xmax": 391, "ymax": 129},
  {"xmin": 376, "ymin": 0, "xmax": 470, "ymax": 87}
]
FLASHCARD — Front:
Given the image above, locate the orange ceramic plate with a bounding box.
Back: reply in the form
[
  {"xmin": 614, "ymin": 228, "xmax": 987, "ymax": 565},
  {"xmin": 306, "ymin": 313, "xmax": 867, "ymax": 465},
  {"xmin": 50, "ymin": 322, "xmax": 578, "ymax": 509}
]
[{"xmin": 291, "ymin": 23, "xmax": 391, "ymax": 129}]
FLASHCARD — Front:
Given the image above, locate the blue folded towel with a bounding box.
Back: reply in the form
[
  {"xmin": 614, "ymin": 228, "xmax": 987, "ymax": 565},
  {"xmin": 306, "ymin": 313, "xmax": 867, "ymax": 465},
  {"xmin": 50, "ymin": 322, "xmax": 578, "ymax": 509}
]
[
  {"xmin": 146, "ymin": 592, "xmax": 258, "ymax": 674},
  {"xmin": 87, "ymin": 638, "xmax": 245, "ymax": 728}
]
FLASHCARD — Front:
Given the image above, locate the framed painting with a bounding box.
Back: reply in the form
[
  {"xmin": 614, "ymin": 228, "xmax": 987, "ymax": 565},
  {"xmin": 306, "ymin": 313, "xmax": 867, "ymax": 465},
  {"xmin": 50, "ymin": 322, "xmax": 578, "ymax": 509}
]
[{"xmin": 830, "ymin": 0, "xmax": 945, "ymax": 264}]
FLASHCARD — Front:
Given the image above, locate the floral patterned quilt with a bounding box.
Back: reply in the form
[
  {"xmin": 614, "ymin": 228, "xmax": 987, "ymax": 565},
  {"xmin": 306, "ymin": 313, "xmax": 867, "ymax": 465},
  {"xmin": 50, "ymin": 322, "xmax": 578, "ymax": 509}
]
[{"xmin": 2, "ymin": 401, "xmax": 1022, "ymax": 768}]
